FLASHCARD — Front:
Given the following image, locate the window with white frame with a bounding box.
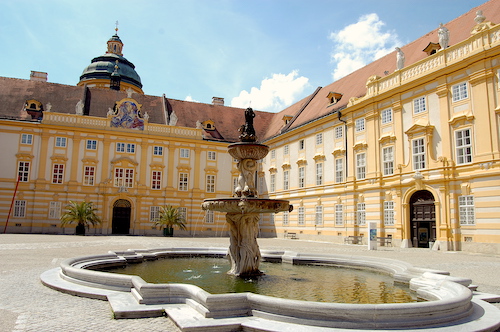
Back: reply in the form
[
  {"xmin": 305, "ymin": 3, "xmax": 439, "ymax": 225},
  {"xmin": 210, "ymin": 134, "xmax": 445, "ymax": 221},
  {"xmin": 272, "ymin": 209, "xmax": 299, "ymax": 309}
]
[
  {"xmin": 335, "ymin": 158, "xmax": 344, "ymax": 183},
  {"xmin": 116, "ymin": 142, "xmax": 125, "ymax": 153},
  {"xmin": 126, "ymin": 143, "xmax": 136, "ymax": 153},
  {"xmin": 114, "ymin": 168, "xmax": 134, "ymax": 188},
  {"xmin": 299, "ymin": 139, "xmax": 305, "ymax": 150},
  {"xmin": 384, "ymin": 201, "xmax": 395, "ymax": 225},
  {"xmin": 413, "ymin": 97, "xmax": 427, "ymax": 114},
  {"xmin": 298, "ymin": 206, "xmax": 305, "ymax": 225},
  {"xmin": 270, "ymin": 150, "xmax": 276, "ymax": 159},
  {"xmin": 48, "ymin": 201, "xmax": 61, "ymax": 219},
  {"xmin": 205, "ymin": 210, "xmax": 214, "ymax": 223},
  {"xmin": 207, "ymin": 151, "xmax": 216, "ymax": 160},
  {"xmin": 52, "ymin": 164, "xmax": 64, "ymax": 184},
  {"xmin": 315, "ymin": 133, "xmax": 323, "ymax": 145},
  {"xmin": 357, "ymin": 203, "xmax": 366, "ymax": 226},
  {"xmin": 283, "ymin": 211, "xmax": 289, "ymax": 226},
  {"xmin": 86, "ymin": 140, "xmax": 97, "ymax": 150},
  {"xmin": 151, "ymin": 171, "xmax": 162, "ymax": 190},
  {"xmin": 180, "ymin": 148, "xmax": 190, "ymax": 158},
  {"xmin": 412, "ymin": 138, "xmax": 426, "ymax": 170},
  {"xmin": 356, "ymin": 153, "xmax": 366, "ymax": 180},
  {"xmin": 315, "ymin": 205, "xmax": 323, "ymax": 225},
  {"xmin": 283, "ymin": 170, "xmax": 289, "ymax": 190},
  {"xmin": 14, "ymin": 200, "xmax": 26, "ymax": 218},
  {"xmin": 18, "ymin": 161, "xmax": 30, "ymax": 182},
  {"xmin": 459, "ymin": 195, "xmax": 475, "ymax": 225},
  {"xmin": 21, "ymin": 133, "xmax": 33, "ymax": 145},
  {"xmin": 270, "ymin": 174, "xmax": 276, "ymax": 192},
  {"xmin": 150, "ymin": 206, "xmax": 160, "ymax": 223},
  {"xmin": 298, "ymin": 166, "xmax": 305, "ymax": 188},
  {"xmin": 206, "ymin": 174, "xmax": 216, "ymax": 193},
  {"xmin": 55, "ymin": 137, "xmax": 67, "ymax": 147},
  {"xmin": 382, "ymin": 146, "xmax": 394, "ymax": 176},
  {"xmin": 178, "ymin": 172, "xmax": 189, "ymax": 191},
  {"xmin": 455, "ymin": 128, "xmax": 472, "ymax": 165},
  {"xmin": 283, "ymin": 145, "xmax": 289, "ymax": 155},
  {"xmin": 83, "ymin": 166, "xmax": 95, "ymax": 186},
  {"xmin": 335, "ymin": 126, "xmax": 343, "ymax": 139},
  {"xmin": 179, "ymin": 207, "xmax": 187, "ymax": 222},
  {"xmin": 381, "ymin": 108, "xmax": 393, "ymax": 124},
  {"xmin": 355, "ymin": 118, "xmax": 365, "ymax": 132},
  {"xmin": 452, "ymin": 82, "xmax": 468, "ymax": 102},
  {"xmin": 316, "ymin": 162, "xmax": 323, "ymax": 185},
  {"xmin": 153, "ymin": 146, "xmax": 163, "ymax": 156},
  {"xmin": 335, "ymin": 204, "xmax": 344, "ymax": 226}
]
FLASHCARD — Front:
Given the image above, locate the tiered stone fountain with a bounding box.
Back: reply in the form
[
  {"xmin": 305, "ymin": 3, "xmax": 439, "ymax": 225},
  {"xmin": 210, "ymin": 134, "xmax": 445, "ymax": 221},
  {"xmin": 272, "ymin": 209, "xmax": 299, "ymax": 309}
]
[{"xmin": 202, "ymin": 108, "xmax": 292, "ymax": 276}]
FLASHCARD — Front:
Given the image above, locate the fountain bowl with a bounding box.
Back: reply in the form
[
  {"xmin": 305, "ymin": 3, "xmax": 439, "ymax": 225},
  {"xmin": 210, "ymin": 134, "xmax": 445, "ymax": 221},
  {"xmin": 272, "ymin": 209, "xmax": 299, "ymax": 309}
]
[
  {"xmin": 228, "ymin": 142, "xmax": 269, "ymax": 160},
  {"xmin": 202, "ymin": 197, "xmax": 292, "ymax": 214}
]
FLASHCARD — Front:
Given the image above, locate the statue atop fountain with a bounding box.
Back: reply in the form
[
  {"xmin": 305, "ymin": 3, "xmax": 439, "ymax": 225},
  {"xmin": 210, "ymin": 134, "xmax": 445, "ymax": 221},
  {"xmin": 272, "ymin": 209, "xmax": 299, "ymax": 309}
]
[{"xmin": 202, "ymin": 108, "xmax": 292, "ymax": 277}]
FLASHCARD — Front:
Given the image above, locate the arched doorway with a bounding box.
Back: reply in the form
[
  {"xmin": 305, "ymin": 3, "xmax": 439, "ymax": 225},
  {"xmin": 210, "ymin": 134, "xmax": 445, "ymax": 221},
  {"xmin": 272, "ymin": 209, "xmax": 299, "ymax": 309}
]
[
  {"xmin": 409, "ymin": 190, "xmax": 436, "ymax": 248},
  {"xmin": 112, "ymin": 199, "xmax": 131, "ymax": 234}
]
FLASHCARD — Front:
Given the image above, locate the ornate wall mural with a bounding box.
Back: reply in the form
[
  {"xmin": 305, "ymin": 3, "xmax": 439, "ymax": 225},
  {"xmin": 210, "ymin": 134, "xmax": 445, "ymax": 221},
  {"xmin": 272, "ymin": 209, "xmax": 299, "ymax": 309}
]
[{"xmin": 110, "ymin": 98, "xmax": 144, "ymax": 130}]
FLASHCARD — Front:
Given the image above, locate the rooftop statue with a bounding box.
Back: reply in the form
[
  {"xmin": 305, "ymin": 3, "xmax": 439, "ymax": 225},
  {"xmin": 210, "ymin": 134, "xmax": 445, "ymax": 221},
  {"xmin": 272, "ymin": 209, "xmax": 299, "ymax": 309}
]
[
  {"xmin": 438, "ymin": 23, "xmax": 450, "ymax": 49},
  {"xmin": 395, "ymin": 47, "xmax": 405, "ymax": 71}
]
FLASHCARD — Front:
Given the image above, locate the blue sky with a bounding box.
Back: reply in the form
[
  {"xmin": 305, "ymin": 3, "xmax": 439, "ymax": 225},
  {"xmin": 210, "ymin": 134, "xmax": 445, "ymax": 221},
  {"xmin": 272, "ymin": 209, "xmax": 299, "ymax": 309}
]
[{"xmin": 1, "ymin": 0, "xmax": 488, "ymax": 112}]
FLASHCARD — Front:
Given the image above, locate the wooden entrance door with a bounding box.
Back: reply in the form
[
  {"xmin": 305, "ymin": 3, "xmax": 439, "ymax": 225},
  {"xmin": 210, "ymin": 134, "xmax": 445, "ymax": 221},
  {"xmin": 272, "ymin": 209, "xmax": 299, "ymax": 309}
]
[
  {"xmin": 112, "ymin": 199, "xmax": 131, "ymax": 234},
  {"xmin": 410, "ymin": 191, "xmax": 436, "ymax": 248}
]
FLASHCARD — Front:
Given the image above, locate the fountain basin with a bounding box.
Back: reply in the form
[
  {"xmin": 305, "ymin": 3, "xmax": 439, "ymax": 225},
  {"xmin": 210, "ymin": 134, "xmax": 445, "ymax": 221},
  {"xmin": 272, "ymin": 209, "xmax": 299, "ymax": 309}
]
[
  {"xmin": 40, "ymin": 247, "xmax": 500, "ymax": 331},
  {"xmin": 202, "ymin": 197, "xmax": 292, "ymax": 214},
  {"xmin": 228, "ymin": 142, "xmax": 269, "ymax": 160}
]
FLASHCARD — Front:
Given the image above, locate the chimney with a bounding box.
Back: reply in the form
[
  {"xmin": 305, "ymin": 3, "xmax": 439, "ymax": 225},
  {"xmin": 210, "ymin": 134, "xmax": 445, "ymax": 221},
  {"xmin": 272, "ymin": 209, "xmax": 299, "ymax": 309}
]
[
  {"xmin": 212, "ymin": 97, "xmax": 224, "ymax": 106},
  {"xmin": 30, "ymin": 71, "xmax": 48, "ymax": 82}
]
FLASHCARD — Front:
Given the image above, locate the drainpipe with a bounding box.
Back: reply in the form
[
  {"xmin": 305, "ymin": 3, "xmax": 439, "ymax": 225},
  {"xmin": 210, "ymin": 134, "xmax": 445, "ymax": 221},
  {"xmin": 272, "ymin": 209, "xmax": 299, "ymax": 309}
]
[{"xmin": 338, "ymin": 111, "xmax": 348, "ymax": 179}]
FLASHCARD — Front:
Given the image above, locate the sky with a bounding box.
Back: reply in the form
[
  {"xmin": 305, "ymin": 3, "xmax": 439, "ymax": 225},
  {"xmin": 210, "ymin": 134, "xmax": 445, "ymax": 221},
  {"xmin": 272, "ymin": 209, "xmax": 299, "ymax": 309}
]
[{"xmin": 1, "ymin": 0, "xmax": 489, "ymax": 113}]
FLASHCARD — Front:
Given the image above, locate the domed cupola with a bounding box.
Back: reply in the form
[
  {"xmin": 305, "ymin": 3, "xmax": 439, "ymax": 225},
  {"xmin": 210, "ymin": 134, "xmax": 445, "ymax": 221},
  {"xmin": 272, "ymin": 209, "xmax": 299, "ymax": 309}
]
[{"xmin": 78, "ymin": 25, "xmax": 143, "ymax": 94}]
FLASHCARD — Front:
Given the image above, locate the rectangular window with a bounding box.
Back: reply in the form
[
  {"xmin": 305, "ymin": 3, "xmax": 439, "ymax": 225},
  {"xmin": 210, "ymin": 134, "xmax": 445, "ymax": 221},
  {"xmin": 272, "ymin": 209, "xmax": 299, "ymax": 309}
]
[
  {"xmin": 335, "ymin": 158, "xmax": 344, "ymax": 183},
  {"xmin": 455, "ymin": 129, "xmax": 472, "ymax": 165},
  {"xmin": 179, "ymin": 172, "xmax": 189, "ymax": 191},
  {"xmin": 413, "ymin": 97, "xmax": 427, "ymax": 114},
  {"xmin": 206, "ymin": 210, "xmax": 214, "ymax": 223},
  {"xmin": 298, "ymin": 166, "xmax": 305, "ymax": 188},
  {"xmin": 14, "ymin": 200, "xmax": 26, "ymax": 218},
  {"xmin": 207, "ymin": 151, "xmax": 216, "ymax": 160},
  {"xmin": 384, "ymin": 201, "xmax": 395, "ymax": 225},
  {"xmin": 52, "ymin": 164, "xmax": 64, "ymax": 184},
  {"xmin": 381, "ymin": 108, "xmax": 393, "ymax": 124},
  {"xmin": 335, "ymin": 126, "xmax": 343, "ymax": 139},
  {"xmin": 283, "ymin": 145, "xmax": 289, "ymax": 155},
  {"xmin": 412, "ymin": 138, "xmax": 426, "ymax": 170},
  {"xmin": 356, "ymin": 153, "xmax": 366, "ymax": 180},
  {"xmin": 316, "ymin": 163, "xmax": 323, "ymax": 185},
  {"xmin": 459, "ymin": 196, "xmax": 475, "ymax": 225},
  {"xmin": 355, "ymin": 118, "xmax": 365, "ymax": 132},
  {"xmin": 48, "ymin": 201, "xmax": 61, "ymax": 219},
  {"xmin": 382, "ymin": 146, "xmax": 394, "ymax": 176},
  {"xmin": 316, "ymin": 133, "xmax": 323, "ymax": 145},
  {"xmin": 315, "ymin": 206, "xmax": 323, "ymax": 225},
  {"xmin": 299, "ymin": 140, "xmax": 305, "ymax": 150},
  {"xmin": 270, "ymin": 174, "xmax": 276, "ymax": 192},
  {"xmin": 83, "ymin": 166, "xmax": 95, "ymax": 186},
  {"xmin": 206, "ymin": 174, "xmax": 215, "ymax": 193},
  {"xmin": 283, "ymin": 170, "xmax": 289, "ymax": 190},
  {"xmin": 151, "ymin": 171, "xmax": 162, "ymax": 190},
  {"xmin": 150, "ymin": 206, "xmax": 160, "ymax": 223},
  {"xmin": 86, "ymin": 140, "xmax": 97, "ymax": 150},
  {"xmin": 116, "ymin": 142, "xmax": 125, "ymax": 153},
  {"xmin": 270, "ymin": 150, "xmax": 276, "ymax": 159},
  {"xmin": 298, "ymin": 206, "xmax": 305, "ymax": 225},
  {"xmin": 114, "ymin": 168, "xmax": 134, "ymax": 188},
  {"xmin": 452, "ymin": 82, "xmax": 468, "ymax": 102},
  {"xmin": 269, "ymin": 213, "xmax": 275, "ymax": 224},
  {"xmin": 283, "ymin": 211, "xmax": 289, "ymax": 226},
  {"xmin": 126, "ymin": 143, "xmax": 135, "ymax": 153},
  {"xmin": 21, "ymin": 134, "xmax": 33, "ymax": 145},
  {"xmin": 18, "ymin": 161, "xmax": 30, "ymax": 182},
  {"xmin": 55, "ymin": 137, "xmax": 67, "ymax": 147},
  {"xmin": 357, "ymin": 203, "xmax": 366, "ymax": 226},
  {"xmin": 335, "ymin": 204, "xmax": 344, "ymax": 226},
  {"xmin": 180, "ymin": 148, "xmax": 190, "ymax": 158},
  {"xmin": 179, "ymin": 207, "xmax": 187, "ymax": 222},
  {"xmin": 153, "ymin": 146, "xmax": 163, "ymax": 156}
]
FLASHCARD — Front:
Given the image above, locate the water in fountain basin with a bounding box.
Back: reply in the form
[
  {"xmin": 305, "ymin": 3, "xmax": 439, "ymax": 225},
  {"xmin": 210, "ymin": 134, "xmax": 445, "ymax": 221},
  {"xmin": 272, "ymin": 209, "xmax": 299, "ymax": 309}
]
[{"xmin": 104, "ymin": 257, "xmax": 418, "ymax": 304}]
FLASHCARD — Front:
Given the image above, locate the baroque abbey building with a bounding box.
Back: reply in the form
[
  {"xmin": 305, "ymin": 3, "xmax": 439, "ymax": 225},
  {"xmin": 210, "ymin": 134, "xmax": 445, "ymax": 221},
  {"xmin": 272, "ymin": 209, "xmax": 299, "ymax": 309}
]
[{"xmin": 1, "ymin": 1, "xmax": 500, "ymax": 254}]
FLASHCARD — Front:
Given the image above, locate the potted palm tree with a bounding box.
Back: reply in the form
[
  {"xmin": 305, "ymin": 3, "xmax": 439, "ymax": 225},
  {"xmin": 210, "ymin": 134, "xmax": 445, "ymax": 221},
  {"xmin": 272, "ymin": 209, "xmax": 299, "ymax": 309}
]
[
  {"xmin": 60, "ymin": 201, "xmax": 102, "ymax": 235},
  {"xmin": 155, "ymin": 205, "xmax": 186, "ymax": 237}
]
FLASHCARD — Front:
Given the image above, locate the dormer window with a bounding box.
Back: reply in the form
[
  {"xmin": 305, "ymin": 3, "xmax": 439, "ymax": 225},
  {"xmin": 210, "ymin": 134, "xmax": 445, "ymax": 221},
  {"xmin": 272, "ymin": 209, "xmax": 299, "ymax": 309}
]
[
  {"xmin": 282, "ymin": 115, "xmax": 293, "ymax": 125},
  {"xmin": 202, "ymin": 120, "xmax": 216, "ymax": 130},
  {"xmin": 327, "ymin": 92, "xmax": 343, "ymax": 106},
  {"xmin": 24, "ymin": 99, "xmax": 44, "ymax": 120},
  {"xmin": 422, "ymin": 42, "xmax": 441, "ymax": 56}
]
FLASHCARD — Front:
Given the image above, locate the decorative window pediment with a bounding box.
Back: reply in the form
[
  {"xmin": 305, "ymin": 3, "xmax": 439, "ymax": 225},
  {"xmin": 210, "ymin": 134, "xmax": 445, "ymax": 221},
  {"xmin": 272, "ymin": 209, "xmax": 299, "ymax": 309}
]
[
  {"xmin": 82, "ymin": 158, "xmax": 99, "ymax": 165},
  {"xmin": 449, "ymin": 110, "xmax": 474, "ymax": 127},
  {"xmin": 332, "ymin": 147, "xmax": 346, "ymax": 157},
  {"xmin": 379, "ymin": 133, "xmax": 397, "ymax": 145},
  {"xmin": 204, "ymin": 167, "xmax": 218, "ymax": 174},
  {"xmin": 296, "ymin": 158, "xmax": 307, "ymax": 166},
  {"xmin": 353, "ymin": 141, "xmax": 368, "ymax": 152},
  {"xmin": 149, "ymin": 162, "xmax": 165, "ymax": 170},
  {"xmin": 111, "ymin": 156, "xmax": 138, "ymax": 166},
  {"xmin": 268, "ymin": 166, "xmax": 278, "ymax": 174},
  {"xmin": 313, "ymin": 153, "xmax": 325, "ymax": 162},
  {"xmin": 177, "ymin": 165, "xmax": 191, "ymax": 172},
  {"xmin": 50, "ymin": 155, "xmax": 68, "ymax": 163},
  {"xmin": 16, "ymin": 153, "xmax": 34, "ymax": 161},
  {"xmin": 281, "ymin": 162, "xmax": 291, "ymax": 170},
  {"xmin": 405, "ymin": 120, "xmax": 434, "ymax": 139}
]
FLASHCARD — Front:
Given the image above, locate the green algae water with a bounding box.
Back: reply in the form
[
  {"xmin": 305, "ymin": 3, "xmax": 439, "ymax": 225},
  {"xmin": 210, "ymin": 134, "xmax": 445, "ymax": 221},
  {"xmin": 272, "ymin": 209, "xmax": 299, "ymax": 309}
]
[{"xmin": 105, "ymin": 257, "xmax": 417, "ymax": 304}]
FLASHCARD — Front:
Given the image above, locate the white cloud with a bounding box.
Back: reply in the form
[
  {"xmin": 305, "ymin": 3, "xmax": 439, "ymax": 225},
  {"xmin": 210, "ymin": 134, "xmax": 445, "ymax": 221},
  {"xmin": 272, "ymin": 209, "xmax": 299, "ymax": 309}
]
[
  {"xmin": 329, "ymin": 13, "xmax": 401, "ymax": 81},
  {"xmin": 231, "ymin": 70, "xmax": 310, "ymax": 112},
  {"xmin": 184, "ymin": 95, "xmax": 199, "ymax": 103}
]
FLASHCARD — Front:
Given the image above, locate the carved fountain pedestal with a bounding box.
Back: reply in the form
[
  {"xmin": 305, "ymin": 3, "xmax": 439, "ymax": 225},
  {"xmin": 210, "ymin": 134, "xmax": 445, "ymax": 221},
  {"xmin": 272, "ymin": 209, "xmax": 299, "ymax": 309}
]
[{"xmin": 202, "ymin": 109, "xmax": 292, "ymax": 277}]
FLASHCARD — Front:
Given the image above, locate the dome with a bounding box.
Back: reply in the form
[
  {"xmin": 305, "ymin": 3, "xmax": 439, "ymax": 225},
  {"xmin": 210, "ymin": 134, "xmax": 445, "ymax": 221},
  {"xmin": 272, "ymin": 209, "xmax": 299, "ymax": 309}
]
[{"xmin": 79, "ymin": 53, "xmax": 142, "ymax": 89}]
